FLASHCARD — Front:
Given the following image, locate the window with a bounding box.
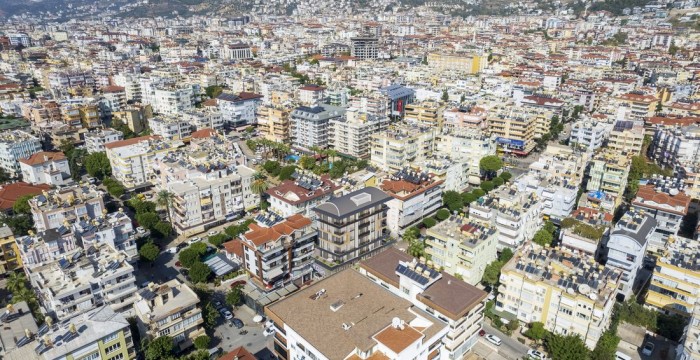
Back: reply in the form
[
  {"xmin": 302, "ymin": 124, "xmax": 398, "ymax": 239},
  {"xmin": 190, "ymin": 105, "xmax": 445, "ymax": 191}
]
[
  {"xmin": 105, "ymin": 342, "xmax": 121, "ymax": 354},
  {"xmin": 108, "ymin": 354, "xmax": 124, "ymax": 360},
  {"xmin": 158, "ymin": 328, "xmax": 171, "ymax": 336},
  {"xmin": 103, "ymin": 332, "xmax": 119, "ymax": 344},
  {"xmin": 79, "ymin": 352, "xmax": 100, "ymax": 360}
]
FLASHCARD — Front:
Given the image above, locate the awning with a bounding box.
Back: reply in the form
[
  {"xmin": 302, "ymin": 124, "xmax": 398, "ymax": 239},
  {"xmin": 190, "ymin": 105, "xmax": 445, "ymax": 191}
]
[{"xmin": 204, "ymin": 253, "xmax": 239, "ymax": 277}]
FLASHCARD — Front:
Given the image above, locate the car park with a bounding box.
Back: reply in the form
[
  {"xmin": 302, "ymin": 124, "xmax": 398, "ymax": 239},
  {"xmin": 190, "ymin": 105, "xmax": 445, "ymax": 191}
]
[
  {"xmin": 527, "ymin": 349, "xmax": 546, "ymax": 360},
  {"xmin": 231, "ymin": 318, "xmax": 244, "ymax": 329},
  {"xmin": 485, "ymin": 334, "xmax": 502, "ymax": 346}
]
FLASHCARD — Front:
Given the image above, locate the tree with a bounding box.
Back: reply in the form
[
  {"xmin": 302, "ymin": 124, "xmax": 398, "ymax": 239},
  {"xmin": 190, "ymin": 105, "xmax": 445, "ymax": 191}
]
[
  {"xmin": 12, "ymin": 194, "xmax": 33, "ymax": 214},
  {"xmin": 178, "ymin": 248, "xmax": 200, "ymax": 268},
  {"xmin": 203, "ymin": 302, "xmax": 218, "ymax": 329},
  {"xmin": 422, "ymin": 217, "xmax": 437, "ymax": 228},
  {"xmin": 435, "ymin": 208, "xmax": 450, "ymax": 221},
  {"xmin": 462, "ymin": 192, "xmax": 478, "ymax": 205},
  {"xmin": 481, "ymin": 261, "xmax": 503, "ymax": 286},
  {"xmin": 533, "ymin": 229, "xmax": 554, "ymax": 247},
  {"xmin": 144, "ymin": 336, "xmax": 174, "ymax": 360},
  {"xmin": 493, "ymin": 177, "xmax": 505, "ymax": 187},
  {"xmin": 208, "ymin": 233, "xmax": 230, "ymax": 248},
  {"xmin": 154, "ymin": 221, "xmax": 172, "ymax": 238},
  {"xmin": 263, "ymin": 160, "xmax": 281, "ymax": 176},
  {"xmin": 136, "ymin": 212, "xmax": 160, "ymax": 230},
  {"xmin": 472, "ymin": 189, "xmax": 486, "ymax": 197},
  {"xmin": 278, "ymin": 165, "xmax": 297, "ymax": 180},
  {"xmin": 205, "ymin": 85, "xmax": 224, "ymax": 99},
  {"xmin": 194, "ymin": 335, "xmax": 210, "ymax": 350},
  {"xmin": 139, "ymin": 242, "xmax": 160, "ymax": 262},
  {"xmin": 499, "ymin": 248, "xmax": 514, "ymax": 263},
  {"xmin": 226, "ymin": 285, "xmax": 243, "ymax": 307},
  {"xmin": 84, "ymin": 152, "xmax": 112, "ymax": 179},
  {"xmin": 655, "ymin": 101, "xmax": 663, "ymax": 115},
  {"xmin": 657, "ymin": 313, "xmax": 687, "ymax": 341},
  {"xmin": 545, "ymin": 333, "xmax": 589, "ymax": 360},
  {"xmin": 543, "ymin": 220, "xmax": 556, "ymax": 234},
  {"xmin": 156, "ymin": 190, "xmax": 174, "ymax": 224},
  {"xmin": 6, "ymin": 271, "xmax": 26, "ymax": 294},
  {"xmin": 189, "ymin": 261, "xmax": 211, "ymax": 283},
  {"xmin": 441, "ymin": 89, "xmax": 449, "ymax": 102},
  {"xmin": 590, "ymin": 329, "xmax": 620, "ymax": 360},
  {"xmin": 189, "ymin": 242, "xmax": 208, "ymax": 255},
  {"xmin": 442, "ymin": 190, "xmax": 464, "ymax": 212},
  {"xmin": 1, "ymin": 213, "xmax": 33, "ymax": 236},
  {"xmin": 524, "ymin": 322, "xmax": 548, "ymax": 341},
  {"xmin": 480, "ymin": 180, "xmax": 495, "ymax": 193},
  {"xmin": 479, "ymin": 155, "xmax": 503, "ymax": 179},
  {"xmin": 499, "ymin": 172, "xmax": 512, "ymax": 181}
]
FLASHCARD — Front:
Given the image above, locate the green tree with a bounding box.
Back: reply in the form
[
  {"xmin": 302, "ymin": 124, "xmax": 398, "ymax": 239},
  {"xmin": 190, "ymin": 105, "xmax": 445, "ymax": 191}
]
[
  {"xmin": 189, "ymin": 242, "xmax": 208, "ymax": 255},
  {"xmin": 12, "ymin": 194, "xmax": 33, "ymax": 214},
  {"xmin": 590, "ymin": 329, "xmax": 620, "ymax": 360},
  {"xmin": 139, "ymin": 242, "xmax": 160, "ymax": 262},
  {"xmin": 154, "ymin": 221, "xmax": 172, "ymax": 238},
  {"xmin": 155, "ymin": 190, "xmax": 174, "ymax": 224},
  {"xmin": 442, "ymin": 190, "xmax": 464, "ymax": 212},
  {"xmin": 545, "ymin": 333, "xmax": 589, "ymax": 360},
  {"xmin": 481, "ymin": 261, "xmax": 503, "ymax": 286},
  {"xmin": 493, "ymin": 177, "xmax": 505, "ymax": 187},
  {"xmin": 208, "ymin": 233, "xmax": 230, "ymax": 248},
  {"xmin": 178, "ymin": 248, "xmax": 200, "ymax": 268},
  {"xmin": 472, "ymin": 189, "xmax": 486, "ymax": 197},
  {"xmin": 205, "ymin": 85, "xmax": 224, "ymax": 99},
  {"xmin": 251, "ymin": 173, "xmax": 269, "ymax": 209},
  {"xmin": 0, "ymin": 213, "xmax": 33, "ymax": 236},
  {"xmin": 84, "ymin": 152, "xmax": 112, "ymax": 179},
  {"xmin": 479, "ymin": 155, "xmax": 503, "ymax": 178},
  {"xmin": 435, "ymin": 208, "xmax": 450, "ymax": 221},
  {"xmin": 189, "ymin": 261, "xmax": 211, "ymax": 283},
  {"xmin": 657, "ymin": 313, "xmax": 687, "ymax": 341},
  {"xmin": 194, "ymin": 335, "xmax": 210, "ymax": 350},
  {"xmin": 499, "ymin": 248, "xmax": 514, "ymax": 262},
  {"xmin": 203, "ymin": 302, "xmax": 218, "ymax": 329},
  {"xmin": 499, "ymin": 172, "xmax": 512, "ymax": 181},
  {"xmin": 462, "ymin": 192, "xmax": 478, "ymax": 205},
  {"xmin": 263, "ymin": 160, "xmax": 281, "ymax": 176},
  {"xmin": 480, "ymin": 180, "xmax": 495, "ymax": 193},
  {"xmin": 144, "ymin": 336, "xmax": 174, "ymax": 360},
  {"xmin": 278, "ymin": 165, "xmax": 297, "ymax": 180},
  {"xmin": 422, "ymin": 217, "xmax": 437, "ymax": 228},
  {"xmin": 441, "ymin": 89, "xmax": 449, "ymax": 102},
  {"xmin": 524, "ymin": 322, "xmax": 548, "ymax": 341},
  {"xmin": 136, "ymin": 212, "xmax": 160, "ymax": 230},
  {"xmin": 226, "ymin": 285, "xmax": 243, "ymax": 307},
  {"xmin": 533, "ymin": 229, "xmax": 554, "ymax": 247},
  {"xmin": 6, "ymin": 271, "xmax": 26, "ymax": 293}
]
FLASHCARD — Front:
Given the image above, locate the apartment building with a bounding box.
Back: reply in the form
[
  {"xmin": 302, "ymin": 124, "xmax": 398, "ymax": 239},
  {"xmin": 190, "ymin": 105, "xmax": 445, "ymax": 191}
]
[
  {"xmin": 0, "ymin": 130, "xmax": 43, "ymax": 177},
  {"xmin": 650, "ymin": 124, "xmax": 700, "ymax": 170},
  {"xmin": 569, "ymin": 118, "xmax": 611, "ymax": 151},
  {"xmin": 85, "ymin": 129, "xmax": 124, "ymax": 153},
  {"xmin": 148, "ymin": 116, "xmax": 193, "ymax": 141},
  {"xmin": 0, "ymin": 226, "xmax": 20, "ymax": 275},
  {"xmin": 47, "ymin": 70, "xmax": 95, "ymax": 95},
  {"xmin": 677, "ymin": 304, "xmax": 700, "ymax": 359},
  {"xmin": 469, "ymin": 188, "xmax": 542, "ymax": 249},
  {"xmin": 645, "ymin": 236, "xmax": 700, "ymax": 316},
  {"xmin": 313, "ymin": 187, "xmax": 391, "ymax": 264},
  {"xmin": 516, "ymin": 173, "xmax": 579, "ymax": 220},
  {"xmin": 134, "ymin": 280, "xmax": 205, "ymax": 349},
  {"xmin": 73, "ymin": 210, "xmax": 140, "ymax": 262},
  {"xmin": 298, "ymin": 84, "xmax": 326, "ymax": 107},
  {"xmin": 257, "ymin": 105, "xmax": 291, "ymax": 143},
  {"xmin": 586, "ymin": 150, "xmax": 631, "ymax": 213},
  {"xmin": 360, "ymin": 249, "xmax": 488, "ymax": 359},
  {"xmin": 442, "ymin": 107, "xmax": 488, "ymax": 130},
  {"xmin": 26, "ymin": 242, "xmax": 137, "ymax": 320},
  {"xmin": 379, "ymin": 85, "xmax": 415, "ymax": 117},
  {"xmin": 105, "ymin": 135, "xmax": 173, "ymax": 189},
  {"xmin": 380, "ymin": 168, "xmax": 444, "ymax": 237},
  {"xmin": 371, "ymin": 123, "xmax": 436, "ymax": 172},
  {"xmin": 329, "ymin": 109, "xmax": 390, "ymax": 159},
  {"xmin": 236, "ymin": 214, "xmax": 315, "ymax": 289},
  {"xmin": 404, "ymin": 101, "xmax": 444, "ymax": 128},
  {"xmin": 217, "ymin": 92, "xmax": 263, "ymax": 127},
  {"xmin": 425, "ymin": 217, "xmax": 498, "ymax": 285},
  {"xmin": 617, "ymin": 92, "xmax": 659, "ymax": 121},
  {"xmin": 267, "ymin": 267, "xmax": 456, "ymax": 360},
  {"xmin": 605, "ymin": 210, "xmax": 656, "ymax": 299},
  {"xmin": 528, "ymin": 144, "xmax": 590, "ymax": 184},
  {"xmin": 290, "ymin": 104, "xmax": 345, "ymax": 150},
  {"xmin": 559, "ymin": 210, "xmax": 611, "ymax": 255},
  {"xmin": 434, "ymin": 130, "xmax": 497, "ymax": 185},
  {"xmin": 496, "ymin": 244, "xmax": 623, "ymax": 349},
  {"xmin": 427, "ymin": 52, "xmax": 487, "ymax": 74},
  {"xmin": 182, "ymin": 109, "xmax": 224, "ymax": 131},
  {"xmin": 151, "ymin": 86, "xmax": 195, "ymax": 115},
  {"xmin": 19, "ymin": 152, "xmax": 71, "ymax": 186},
  {"xmin": 4, "ymin": 305, "xmax": 135, "ymax": 360},
  {"xmin": 63, "ymin": 103, "xmax": 100, "ymax": 129},
  {"xmin": 21, "ymin": 100, "xmax": 62, "ymax": 128},
  {"xmin": 632, "ymin": 181, "xmax": 691, "ymax": 251},
  {"xmin": 101, "ymin": 85, "xmax": 127, "ymax": 114},
  {"xmin": 350, "ymin": 37, "xmax": 379, "ymax": 59},
  {"xmin": 29, "ymin": 185, "xmax": 105, "ymax": 232},
  {"xmin": 488, "ymin": 107, "xmax": 549, "ymax": 155},
  {"xmin": 608, "ymin": 120, "xmax": 645, "ymax": 155},
  {"xmin": 266, "ymin": 173, "xmax": 337, "ymax": 218},
  {"xmin": 112, "ymin": 103, "xmax": 152, "ymax": 133}
]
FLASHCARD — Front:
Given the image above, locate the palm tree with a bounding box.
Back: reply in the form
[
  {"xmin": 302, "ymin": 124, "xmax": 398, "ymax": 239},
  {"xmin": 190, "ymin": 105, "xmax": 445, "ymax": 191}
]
[
  {"xmin": 6, "ymin": 272, "xmax": 26, "ymax": 294},
  {"xmin": 250, "ymin": 173, "xmax": 269, "ymax": 209},
  {"xmin": 156, "ymin": 190, "xmax": 174, "ymax": 224}
]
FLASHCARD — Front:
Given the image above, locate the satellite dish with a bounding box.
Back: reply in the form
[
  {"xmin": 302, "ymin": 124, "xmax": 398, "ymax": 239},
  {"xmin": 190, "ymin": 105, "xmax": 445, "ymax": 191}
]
[
  {"xmin": 669, "ymin": 188, "xmax": 679, "ymax": 196},
  {"xmin": 578, "ymin": 284, "xmax": 591, "ymax": 295}
]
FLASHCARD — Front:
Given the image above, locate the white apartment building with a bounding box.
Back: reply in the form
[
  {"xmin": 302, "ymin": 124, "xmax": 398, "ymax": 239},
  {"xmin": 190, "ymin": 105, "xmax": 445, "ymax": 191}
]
[
  {"xmin": 85, "ymin": 129, "xmax": 124, "ymax": 153},
  {"xmin": 151, "ymin": 86, "xmax": 195, "ymax": 115},
  {"xmin": 105, "ymin": 135, "xmax": 174, "ymax": 189},
  {"xmin": 149, "ymin": 116, "xmax": 194, "ymax": 141},
  {"xmin": 516, "ymin": 173, "xmax": 578, "ymax": 220},
  {"xmin": 217, "ymin": 92, "xmax": 263, "ymax": 127},
  {"xmin": 182, "ymin": 109, "xmax": 224, "ymax": 131},
  {"xmin": 650, "ymin": 124, "xmax": 700, "ymax": 170},
  {"xmin": 29, "ymin": 185, "xmax": 105, "ymax": 232},
  {"xmin": 380, "ymin": 169, "xmax": 444, "ymax": 237},
  {"xmin": 497, "ymin": 244, "xmax": 623, "ymax": 349},
  {"xmin": 290, "ymin": 105, "xmax": 346, "ymax": 150},
  {"xmin": 569, "ymin": 118, "xmax": 612, "ymax": 151},
  {"xmin": 73, "ymin": 211, "xmax": 141, "ymax": 263},
  {"xmin": 605, "ymin": 210, "xmax": 655, "ymax": 299},
  {"xmin": 298, "ymin": 84, "xmax": 326, "ymax": 107},
  {"xmin": 112, "ymin": 73, "xmax": 142, "ymax": 102},
  {"xmin": 434, "ymin": 130, "xmax": 497, "ymax": 185},
  {"xmin": 632, "ymin": 181, "xmax": 691, "ymax": 251},
  {"xmin": 19, "ymin": 151, "xmax": 71, "ymax": 186},
  {"xmin": 371, "ymin": 123, "xmax": 436, "ymax": 172},
  {"xmin": 0, "ymin": 130, "xmax": 43, "ymax": 177},
  {"xmin": 26, "ymin": 243, "xmax": 138, "ymax": 321},
  {"xmin": 328, "ymin": 109, "xmax": 390, "ymax": 159}
]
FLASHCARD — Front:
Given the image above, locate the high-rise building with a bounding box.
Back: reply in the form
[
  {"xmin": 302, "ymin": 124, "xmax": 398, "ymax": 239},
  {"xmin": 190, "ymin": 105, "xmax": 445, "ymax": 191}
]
[
  {"xmin": 350, "ymin": 37, "xmax": 379, "ymax": 59},
  {"xmin": 290, "ymin": 105, "xmax": 346, "ymax": 150}
]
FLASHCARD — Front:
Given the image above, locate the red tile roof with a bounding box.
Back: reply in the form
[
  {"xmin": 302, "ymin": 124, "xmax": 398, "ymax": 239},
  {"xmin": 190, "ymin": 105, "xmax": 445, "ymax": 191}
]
[
  {"xmin": 241, "ymin": 214, "xmax": 312, "ymax": 247},
  {"xmin": 104, "ymin": 135, "xmax": 160, "ymax": 149},
  {"xmin": 266, "ymin": 175, "xmax": 337, "ymax": 205},
  {"xmin": 223, "ymin": 239, "xmax": 244, "ymax": 259},
  {"xmin": 633, "ymin": 184, "xmax": 691, "ymax": 215},
  {"xmin": 19, "ymin": 151, "xmax": 66, "ymax": 166},
  {"xmin": 102, "ymin": 85, "xmax": 125, "ymax": 93},
  {"xmin": 219, "ymin": 346, "xmax": 257, "ymax": 360},
  {"xmin": 191, "ymin": 128, "xmax": 216, "ymax": 139},
  {"xmin": 0, "ymin": 182, "xmax": 51, "ymax": 211}
]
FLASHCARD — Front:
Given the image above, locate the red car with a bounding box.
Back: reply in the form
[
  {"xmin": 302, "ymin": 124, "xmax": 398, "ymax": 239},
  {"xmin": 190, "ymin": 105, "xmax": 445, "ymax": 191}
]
[
  {"xmin": 230, "ymin": 280, "xmax": 247, "ymax": 288},
  {"xmin": 479, "ymin": 329, "xmax": 486, "ymax": 336},
  {"xmin": 175, "ymin": 261, "xmax": 181, "ymax": 267}
]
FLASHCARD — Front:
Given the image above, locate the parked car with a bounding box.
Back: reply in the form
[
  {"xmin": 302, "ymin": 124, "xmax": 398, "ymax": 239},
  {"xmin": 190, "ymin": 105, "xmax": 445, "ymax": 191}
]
[
  {"xmin": 207, "ymin": 230, "xmax": 219, "ymax": 237},
  {"xmin": 230, "ymin": 280, "xmax": 247, "ymax": 288},
  {"xmin": 166, "ymin": 247, "xmax": 178, "ymax": 254},
  {"xmin": 220, "ymin": 309, "xmax": 233, "ymax": 320},
  {"xmin": 213, "ymin": 301, "xmax": 223, "ymax": 310},
  {"xmin": 615, "ymin": 351, "xmax": 632, "ymax": 360},
  {"xmin": 642, "ymin": 342, "xmax": 654, "ymax": 356},
  {"xmin": 478, "ymin": 329, "xmax": 485, "ymax": 336},
  {"xmin": 86, "ymin": 177, "xmax": 96, "ymax": 184},
  {"xmin": 263, "ymin": 327, "xmax": 276, "ymax": 337},
  {"xmin": 188, "ymin": 237, "xmax": 201, "ymax": 245},
  {"xmin": 231, "ymin": 318, "xmax": 244, "ymax": 329},
  {"xmin": 136, "ymin": 227, "xmax": 146, "ymax": 234},
  {"xmin": 176, "ymin": 242, "xmax": 188, "ymax": 251},
  {"xmin": 527, "ymin": 349, "xmax": 546, "ymax": 360},
  {"xmin": 485, "ymin": 334, "xmax": 502, "ymax": 346},
  {"xmin": 265, "ymin": 319, "xmax": 275, "ymax": 328}
]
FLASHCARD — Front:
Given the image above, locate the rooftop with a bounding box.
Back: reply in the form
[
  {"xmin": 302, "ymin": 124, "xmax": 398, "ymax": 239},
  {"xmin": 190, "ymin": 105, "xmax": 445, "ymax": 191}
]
[
  {"xmin": 658, "ymin": 235, "xmax": 700, "ymax": 272},
  {"xmin": 267, "ymin": 174, "xmax": 337, "ymax": 206},
  {"xmin": 240, "ymin": 214, "xmax": 312, "ymax": 247},
  {"xmin": 314, "ymin": 187, "xmax": 391, "ymax": 219},
  {"xmin": 633, "ymin": 181, "xmax": 691, "ymax": 216},
  {"xmin": 134, "ymin": 279, "xmax": 200, "ymax": 322},
  {"xmin": 426, "ymin": 216, "xmax": 497, "ymax": 249},
  {"xmin": 611, "ymin": 210, "xmax": 657, "ymax": 246}
]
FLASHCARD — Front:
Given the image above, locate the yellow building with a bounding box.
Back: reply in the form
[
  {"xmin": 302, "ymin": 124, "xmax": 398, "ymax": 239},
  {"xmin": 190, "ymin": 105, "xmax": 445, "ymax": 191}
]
[
  {"xmin": 487, "ymin": 105, "xmax": 550, "ymax": 155},
  {"xmin": 404, "ymin": 101, "xmax": 444, "ymax": 128},
  {"xmin": 427, "ymin": 52, "xmax": 486, "ymax": 74},
  {"xmin": 0, "ymin": 226, "xmax": 21, "ymax": 275},
  {"xmin": 585, "ymin": 149, "xmax": 631, "ymax": 212},
  {"xmin": 257, "ymin": 105, "xmax": 291, "ymax": 142},
  {"xmin": 645, "ymin": 236, "xmax": 700, "ymax": 317},
  {"xmin": 617, "ymin": 92, "xmax": 659, "ymax": 120},
  {"xmin": 113, "ymin": 104, "xmax": 153, "ymax": 133},
  {"xmin": 608, "ymin": 121, "xmax": 645, "ymax": 156}
]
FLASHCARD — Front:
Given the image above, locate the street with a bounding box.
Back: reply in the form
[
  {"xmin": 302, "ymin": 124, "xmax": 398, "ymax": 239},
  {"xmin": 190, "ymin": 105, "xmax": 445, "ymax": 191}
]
[{"xmin": 475, "ymin": 323, "xmax": 531, "ymax": 360}]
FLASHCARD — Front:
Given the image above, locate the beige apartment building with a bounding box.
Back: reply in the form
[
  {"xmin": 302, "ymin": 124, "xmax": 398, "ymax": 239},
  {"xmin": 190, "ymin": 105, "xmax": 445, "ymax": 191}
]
[
  {"xmin": 404, "ymin": 101, "xmax": 444, "ymax": 128},
  {"xmin": 105, "ymin": 135, "xmax": 174, "ymax": 189},
  {"xmin": 487, "ymin": 106, "xmax": 550, "ymax": 155},
  {"xmin": 257, "ymin": 105, "xmax": 291, "ymax": 142},
  {"xmin": 608, "ymin": 120, "xmax": 645, "ymax": 155},
  {"xmin": 426, "ymin": 52, "xmax": 487, "ymax": 74},
  {"xmin": 370, "ymin": 123, "xmax": 436, "ymax": 172}
]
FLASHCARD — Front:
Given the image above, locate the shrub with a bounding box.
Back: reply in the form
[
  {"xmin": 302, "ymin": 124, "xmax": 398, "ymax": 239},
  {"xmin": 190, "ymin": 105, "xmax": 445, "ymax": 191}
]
[
  {"xmin": 435, "ymin": 208, "xmax": 450, "ymax": 221},
  {"xmin": 422, "ymin": 217, "xmax": 437, "ymax": 228},
  {"xmin": 500, "ymin": 171, "xmax": 512, "ymax": 181},
  {"xmin": 480, "ymin": 180, "xmax": 495, "ymax": 192}
]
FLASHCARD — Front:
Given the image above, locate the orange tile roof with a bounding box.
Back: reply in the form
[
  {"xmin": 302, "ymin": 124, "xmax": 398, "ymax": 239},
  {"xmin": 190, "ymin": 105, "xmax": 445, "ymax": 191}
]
[
  {"xmin": 373, "ymin": 325, "xmax": 423, "ymax": 354},
  {"xmin": 633, "ymin": 184, "xmax": 691, "ymax": 215},
  {"xmin": 191, "ymin": 128, "xmax": 216, "ymax": 139},
  {"xmin": 223, "ymin": 239, "xmax": 244, "ymax": 259},
  {"xmin": 19, "ymin": 151, "xmax": 66, "ymax": 166},
  {"xmin": 219, "ymin": 346, "xmax": 257, "ymax": 360},
  {"xmin": 0, "ymin": 182, "xmax": 51, "ymax": 210},
  {"xmin": 104, "ymin": 135, "xmax": 160, "ymax": 149},
  {"xmin": 242, "ymin": 214, "xmax": 312, "ymax": 246}
]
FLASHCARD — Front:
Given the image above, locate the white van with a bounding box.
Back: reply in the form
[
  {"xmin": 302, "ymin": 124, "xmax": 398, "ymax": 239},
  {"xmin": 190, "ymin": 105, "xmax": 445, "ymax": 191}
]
[{"xmin": 615, "ymin": 351, "xmax": 632, "ymax": 360}]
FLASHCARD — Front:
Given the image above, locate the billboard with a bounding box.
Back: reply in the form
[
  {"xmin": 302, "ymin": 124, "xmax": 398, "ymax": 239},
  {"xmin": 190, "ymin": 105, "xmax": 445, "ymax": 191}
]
[{"xmin": 496, "ymin": 137, "xmax": 525, "ymax": 147}]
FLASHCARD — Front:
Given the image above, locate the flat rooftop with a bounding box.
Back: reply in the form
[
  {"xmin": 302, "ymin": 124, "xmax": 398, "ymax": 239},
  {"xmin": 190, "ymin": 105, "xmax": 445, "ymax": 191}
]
[{"xmin": 266, "ymin": 269, "xmax": 445, "ymax": 359}]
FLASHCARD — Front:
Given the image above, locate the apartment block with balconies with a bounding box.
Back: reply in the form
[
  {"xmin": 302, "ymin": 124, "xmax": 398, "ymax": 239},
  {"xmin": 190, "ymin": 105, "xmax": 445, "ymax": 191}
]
[
  {"xmin": 0, "ymin": 226, "xmax": 21, "ymax": 275},
  {"xmin": 586, "ymin": 149, "xmax": 631, "ymax": 213},
  {"xmin": 29, "ymin": 184, "xmax": 105, "ymax": 232},
  {"xmin": 370, "ymin": 123, "xmax": 436, "ymax": 172},
  {"xmin": 646, "ymin": 236, "xmax": 700, "ymax": 317}
]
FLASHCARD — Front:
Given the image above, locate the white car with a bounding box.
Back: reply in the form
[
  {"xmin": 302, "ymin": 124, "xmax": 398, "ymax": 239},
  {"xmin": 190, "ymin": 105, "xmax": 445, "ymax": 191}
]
[
  {"xmin": 263, "ymin": 327, "xmax": 276, "ymax": 337},
  {"xmin": 641, "ymin": 342, "xmax": 654, "ymax": 356},
  {"xmin": 221, "ymin": 310, "xmax": 233, "ymax": 320},
  {"xmin": 265, "ymin": 319, "xmax": 275, "ymax": 328},
  {"xmin": 166, "ymin": 247, "xmax": 178, "ymax": 254},
  {"xmin": 136, "ymin": 227, "xmax": 146, "ymax": 234},
  {"xmin": 485, "ymin": 334, "xmax": 502, "ymax": 346},
  {"xmin": 207, "ymin": 230, "xmax": 219, "ymax": 237},
  {"xmin": 527, "ymin": 349, "xmax": 546, "ymax": 360},
  {"xmin": 188, "ymin": 237, "xmax": 201, "ymax": 245}
]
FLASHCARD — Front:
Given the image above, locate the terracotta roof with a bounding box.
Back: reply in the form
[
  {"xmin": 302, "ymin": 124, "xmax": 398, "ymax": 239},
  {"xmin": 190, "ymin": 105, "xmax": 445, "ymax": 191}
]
[
  {"xmin": 0, "ymin": 182, "xmax": 51, "ymax": 211},
  {"xmin": 373, "ymin": 325, "xmax": 423, "ymax": 354},
  {"xmin": 618, "ymin": 93, "xmax": 657, "ymax": 103},
  {"xmin": 202, "ymin": 98, "xmax": 218, "ymax": 107},
  {"xmin": 223, "ymin": 239, "xmax": 244, "ymax": 259},
  {"xmin": 191, "ymin": 128, "xmax": 216, "ymax": 139},
  {"xmin": 19, "ymin": 151, "xmax": 66, "ymax": 166},
  {"xmin": 241, "ymin": 214, "xmax": 312, "ymax": 247},
  {"xmin": 104, "ymin": 135, "xmax": 159, "ymax": 149},
  {"xmin": 632, "ymin": 184, "xmax": 691, "ymax": 215},
  {"xmin": 102, "ymin": 85, "xmax": 125, "ymax": 93},
  {"xmin": 299, "ymin": 84, "xmax": 326, "ymax": 91},
  {"xmin": 380, "ymin": 178, "xmax": 444, "ymax": 201},
  {"xmin": 219, "ymin": 346, "xmax": 256, "ymax": 360},
  {"xmin": 266, "ymin": 176, "xmax": 337, "ymax": 205},
  {"xmin": 647, "ymin": 116, "xmax": 700, "ymax": 127}
]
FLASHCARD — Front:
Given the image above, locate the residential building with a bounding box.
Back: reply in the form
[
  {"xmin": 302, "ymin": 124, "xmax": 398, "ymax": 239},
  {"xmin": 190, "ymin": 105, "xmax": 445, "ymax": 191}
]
[
  {"xmin": 645, "ymin": 235, "xmax": 700, "ymax": 316},
  {"xmin": 425, "ymin": 217, "xmax": 498, "ymax": 285},
  {"xmin": 313, "ymin": 187, "xmax": 391, "ymax": 264},
  {"xmin": 61, "ymin": 103, "xmax": 100, "ymax": 129},
  {"xmin": 148, "ymin": 116, "xmax": 193, "ymax": 141},
  {"xmin": 29, "ymin": 185, "xmax": 105, "ymax": 232},
  {"xmin": 676, "ymin": 304, "xmax": 700, "ymax": 359},
  {"xmin": 257, "ymin": 105, "xmax": 291, "ymax": 143},
  {"xmin": 608, "ymin": 121, "xmax": 645, "ymax": 155},
  {"xmin": 298, "ymin": 85, "xmax": 326, "ymax": 107},
  {"xmin": 469, "ymin": 188, "xmax": 542, "ymax": 249},
  {"xmin": 101, "ymin": 85, "xmax": 127, "ymax": 115},
  {"xmin": 266, "ymin": 268, "xmax": 448, "ymax": 360},
  {"xmin": 360, "ymin": 248, "xmax": 488, "ymax": 359},
  {"xmin": 650, "ymin": 125, "xmax": 700, "ymax": 170},
  {"xmin": 515, "ymin": 173, "xmax": 579, "ymax": 221},
  {"xmin": 112, "ymin": 103, "xmax": 152, "ymax": 133},
  {"xmin": 217, "ymin": 92, "xmax": 263, "ymax": 128},
  {"xmin": 105, "ymin": 135, "xmax": 174, "ymax": 189},
  {"xmin": 404, "ymin": 101, "xmax": 444, "ymax": 128},
  {"xmin": 222, "ymin": 43, "xmax": 253, "ymax": 60},
  {"xmin": 617, "ymin": 92, "xmax": 659, "ymax": 121},
  {"xmin": 380, "ymin": 168, "xmax": 444, "ymax": 237},
  {"xmin": 266, "ymin": 173, "xmax": 337, "ymax": 218},
  {"xmin": 236, "ymin": 214, "xmax": 316, "ymax": 290},
  {"xmin": 379, "ymin": 85, "xmax": 415, "ymax": 117},
  {"xmin": 605, "ymin": 210, "xmax": 656, "ymax": 299},
  {"xmin": 528, "ymin": 144, "xmax": 589, "ymax": 184},
  {"xmin": 290, "ymin": 105, "xmax": 345, "ymax": 150},
  {"xmin": 73, "ymin": 211, "xmax": 140, "ymax": 262},
  {"xmin": 182, "ymin": 109, "xmax": 224, "ymax": 131},
  {"xmin": 586, "ymin": 149, "xmax": 631, "ymax": 213},
  {"xmin": 559, "ymin": 210, "xmax": 611, "ymax": 255},
  {"xmin": 0, "ymin": 226, "xmax": 21, "ymax": 275},
  {"xmin": 632, "ymin": 181, "xmax": 691, "ymax": 251},
  {"xmin": 26, "ymin": 242, "xmax": 137, "ymax": 320},
  {"xmin": 371, "ymin": 123, "xmax": 436, "ymax": 172},
  {"xmin": 496, "ymin": 243, "xmax": 624, "ymax": 349},
  {"xmin": 84, "ymin": 129, "xmax": 124, "ymax": 153},
  {"xmin": 134, "ymin": 280, "xmax": 204, "ymax": 349},
  {"xmin": 350, "ymin": 37, "xmax": 379, "ymax": 59},
  {"xmin": 0, "ymin": 182, "xmax": 50, "ymax": 213},
  {"xmin": 426, "ymin": 52, "xmax": 487, "ymax": 74},
  {"xmin": 0, "ymin": 301, "xmax": 39, "ymax": 359},
  {"xmin": 3, "ymin": 305, "xmax": 135, "ymax": 360},
  {"xmin": 434, "ymin": 130, "xmax": 497, "ymax": 187},
  {"xmin": 488, "ymin": 106, "xmax": 550, "ymax": 155},
  {"xmin": 0, "ymin": 130, "xmax": 43, "ymax": 177},
  {"xmin": 328, "ymin": 109, "xmax": 390, "ymax": 159},
  {"xmin": 569, "ymin": 118, "xmax": 611, "ymax": 151},
  {"xmin": 151, "ymin": 86, "xmax": 195, "ymax": 115},
  {"xmin": 442, "ymin": 107, "xmax": 487, "ymax": 130},
  {"xmin": 16, "ymin": 228, "xmax": 79, "ymax": 268},
  {"xmin": 19, "ymin": 152, "xmax": 71, "ymax": 186}
]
